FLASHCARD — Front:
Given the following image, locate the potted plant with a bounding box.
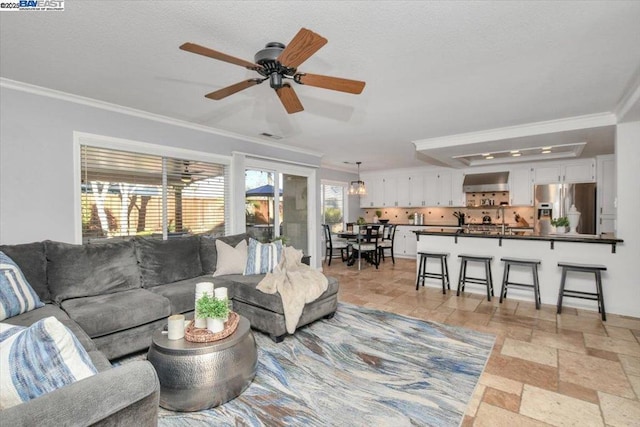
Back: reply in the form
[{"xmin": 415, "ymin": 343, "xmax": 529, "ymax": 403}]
[
  {"xmin": 374, "ymin": 210, "xmax": 383, "ymax": 223},
  {"xmin": 551, "ymin": 217, "xmax": 569, "ymax": 234},
  {"xmin": 356, "ymin": 216, "xmax": 367, "ymax": 225},
  {"xmin": 196, "ymin": 293, "xmax": 230, "ymax": 333}
]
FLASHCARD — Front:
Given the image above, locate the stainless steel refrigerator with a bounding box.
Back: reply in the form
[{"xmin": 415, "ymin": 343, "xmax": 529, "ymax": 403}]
[{"xmin": 534, "ymin": 183, "xmax": 597, "ymax": 235}]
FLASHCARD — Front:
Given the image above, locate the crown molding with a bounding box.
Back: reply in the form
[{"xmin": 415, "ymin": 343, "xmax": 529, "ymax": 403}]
[
  {"xmin": 0, "ymin": 78, "xmax": 324, "ymax": 158},
  {"xmin": 412, "ymin": 112, "xmax": 617, "ymax": 151},
  {"xmin": 615, "ymin": 67, "xmax": 640, "ymax": 122}
]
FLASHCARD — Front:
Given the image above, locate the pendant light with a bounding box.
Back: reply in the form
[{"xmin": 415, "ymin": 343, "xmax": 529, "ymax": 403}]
[{"xmin": 349, "ymin": 161, "xmax": 367, "ymax": 195}]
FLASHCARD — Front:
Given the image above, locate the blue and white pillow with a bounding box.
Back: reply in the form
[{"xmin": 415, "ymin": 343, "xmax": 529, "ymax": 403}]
[
  {"xmin": 0, "ymin": 316, "xmax": 97, "ymax": 409},
  {"xmin": 0, "ymin": 251, "xmax": 44, "ymax": 321},
  {"xmin": 244, "ymin": 238, "xmax": 283, "ymax": 275}
]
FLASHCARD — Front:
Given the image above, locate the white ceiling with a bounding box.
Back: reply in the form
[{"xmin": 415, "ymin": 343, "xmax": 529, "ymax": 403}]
[{"xmin": 1, "ymin": 1, "xmax": 639, "ymax": 173}]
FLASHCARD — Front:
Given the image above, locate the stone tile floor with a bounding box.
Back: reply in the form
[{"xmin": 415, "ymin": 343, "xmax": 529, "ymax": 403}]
[{"xmin": 324, "ymin": 257, "xmax": 640, "ymax": 426}]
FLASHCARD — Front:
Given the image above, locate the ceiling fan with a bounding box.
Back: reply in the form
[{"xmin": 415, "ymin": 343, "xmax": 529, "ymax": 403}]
[{"xmin": 179, "ymin": 28, "xmax": 366, "ymax": 114}]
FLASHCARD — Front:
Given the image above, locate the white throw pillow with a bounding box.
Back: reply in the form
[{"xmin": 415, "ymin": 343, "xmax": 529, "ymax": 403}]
[
  {"xmin": 0, "ymin": 316, "xmax": 97, "ymax": 409},
  {"xmin": 212, "ymin": 239, "xmax": 248, "ymax": 277},
  {"xmin": 244, "ymin": 238, "xmax": 283, "ymax": 275},
  {"xmin": 0, "ymin": 251, "xmax": 44, "ymax": 321}
]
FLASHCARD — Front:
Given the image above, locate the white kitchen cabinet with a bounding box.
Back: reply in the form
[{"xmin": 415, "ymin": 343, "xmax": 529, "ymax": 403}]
[
  {"xmin": 509, "ymin": 167, "xmax": 533, "ymax": 206},
  {"xmin": 359, "ymin": 173, "xmax": 383, "ymax": 208},
  {"xmin": 407, "ymin": 174, "xmax": 425, "ymax": 207},
  {"xmin": 534, "ymin": 159, "xmax": 595, "ymax": 184},
  {"xmin": 381, "ymin": 176, "xmax": 398, "ymax": 207},
  {"xmin": 423, "ymin": 171, "xmax": 465, "ymax": 207},
  {"xmin": 597, "ymin": 155, "xmax": 616, "ymax": 234},
  {"xmin": 393, "ymin": 225, "xmax": 421, "ymax": 258},
  {"xmin": 450, "ymin": 171, "xmax": 465, "ymax": 207}
]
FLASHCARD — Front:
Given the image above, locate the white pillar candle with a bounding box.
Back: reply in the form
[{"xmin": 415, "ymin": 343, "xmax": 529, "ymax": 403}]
[
  {"xmin": 167, "ymin": 314, "xmax": 185, "ymax": 340},
  {"xmin": 195, "ymin": 282, "xmax": 215, "ymax": 328},
  {"xmin": 214, "ymin": 287, "xmax": 228, "ymax": 300}
]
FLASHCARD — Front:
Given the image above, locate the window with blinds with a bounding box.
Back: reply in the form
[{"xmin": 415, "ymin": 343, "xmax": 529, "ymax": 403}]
[
  {"xmin": 80, "ymin": 145, "xmax": 227, "ymax": 242},
  {"xmin": 321, "ymin": 182, "xmax": 346, "ymax": 233}
]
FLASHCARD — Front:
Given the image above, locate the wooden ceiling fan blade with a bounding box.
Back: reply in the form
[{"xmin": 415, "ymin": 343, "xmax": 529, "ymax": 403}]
[
  {"xmin": 297, "ymin": 73, "xmax": 366, "ymax": 94},
  {"xmin": 277, "ymin": 28, "xmax": 328, "ymax": 69},
  {"xmin": 205, "ymin": 79, "xmax": 261, "ymax": 100},
  {"xmin": 180, "ymin": 42, "xmax": 261, "ymax": 70},
  {"xmin": 276, "ymin": 84, "xmax": 304, "ymax": 114}
]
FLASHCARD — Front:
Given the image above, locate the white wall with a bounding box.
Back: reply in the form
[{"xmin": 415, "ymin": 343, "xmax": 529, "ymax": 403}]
[
  {"xmin": 610, "ymin": 120, "xmax": 640, "ymax": 316},
  {"xmin": 0, "ymin": 86, "xmax": 321, "ymax": 244}
]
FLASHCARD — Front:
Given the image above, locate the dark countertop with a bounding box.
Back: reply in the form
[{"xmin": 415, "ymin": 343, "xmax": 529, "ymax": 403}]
[{"xmin": 413, "ymin": 229, "xmax": 623, "ymax": 246}]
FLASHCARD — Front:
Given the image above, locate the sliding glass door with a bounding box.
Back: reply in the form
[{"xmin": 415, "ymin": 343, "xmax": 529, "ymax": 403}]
[{"xmin": 245, "ymin": 161, "xmax": 314, "ymax": 256}]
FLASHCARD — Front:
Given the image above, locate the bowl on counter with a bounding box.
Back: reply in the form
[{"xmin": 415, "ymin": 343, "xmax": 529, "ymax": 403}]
[{"xmin": 378, "ymin": 219, "xmax": 390, "ymax": 224}]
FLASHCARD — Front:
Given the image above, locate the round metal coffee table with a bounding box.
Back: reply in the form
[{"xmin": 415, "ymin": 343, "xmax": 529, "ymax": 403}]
[{"xmin": 147, "ymin": 315, "xmax": 257, "ymax": 412}]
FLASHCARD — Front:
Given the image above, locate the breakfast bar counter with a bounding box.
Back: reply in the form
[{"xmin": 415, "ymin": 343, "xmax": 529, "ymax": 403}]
[{"xmin": 413, "ymin": 229, "xmax": 627, "ymax": 315}]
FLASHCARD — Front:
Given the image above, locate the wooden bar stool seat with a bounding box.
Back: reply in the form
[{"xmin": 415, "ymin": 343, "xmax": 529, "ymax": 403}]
[
  {"xmin": 457, "ymin": 254, "xmax": 494, "ymax": 301},
  {"xmin": 557, "ymin": 262, "xmax": 607, "ymax": 321},
  {"xmin": 499, "ymin": 257, "xmax": 542, "ymax": 309},
  {"xmin": 416, "ymin": 252, "xmax": 450, "ymax": 294}
]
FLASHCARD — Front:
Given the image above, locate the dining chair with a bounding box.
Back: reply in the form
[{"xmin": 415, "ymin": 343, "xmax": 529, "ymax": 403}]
[
  {"xmin": 351, "ymin": 225, "xmax": 381, "ymax": 270},
  {"xmin": 378, "ymin": 224, "xmax": 396, "ymax": 264},
  {"xmin": 322, "ymin": 224, "xmax": 350, "ymax": 266}
]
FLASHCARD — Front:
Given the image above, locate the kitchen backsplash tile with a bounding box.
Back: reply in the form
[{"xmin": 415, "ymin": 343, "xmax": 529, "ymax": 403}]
[{"xmin": 363, "ymin": 206, "xmax": 535, "ymax": 226}]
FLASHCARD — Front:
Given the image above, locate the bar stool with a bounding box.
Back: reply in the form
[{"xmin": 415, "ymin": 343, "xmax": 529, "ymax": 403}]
[
  {"xmin": 457, "ymin": 255, "xmax": 494, "ymax": 301},
  {"xmin": 416, "ymin": 252, "xmax": 450, "ymax": 294},
  {"xmin": 557, "ymin": 262, "xmax": 607, "ymax": 321},
  {"xmin": 499, "ymin": 257, "xmax": 542, "ymax": 309}
]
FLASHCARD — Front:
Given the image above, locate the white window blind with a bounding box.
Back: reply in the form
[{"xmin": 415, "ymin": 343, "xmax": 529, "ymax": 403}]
[{"xmin": 81, "ymin": 145, "xmax": 227, "ymax": 242}]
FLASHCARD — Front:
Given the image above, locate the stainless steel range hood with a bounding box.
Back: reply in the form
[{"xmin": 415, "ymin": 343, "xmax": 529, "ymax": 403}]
[{"xmin": 463, "ymin": 171, "xmax": 510, "ymax": 193}]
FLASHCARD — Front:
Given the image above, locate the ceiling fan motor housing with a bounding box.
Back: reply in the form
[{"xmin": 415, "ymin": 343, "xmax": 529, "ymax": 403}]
[{"xmin": 254, "ymin": 42, "xmax": 295, "ymax": 88}]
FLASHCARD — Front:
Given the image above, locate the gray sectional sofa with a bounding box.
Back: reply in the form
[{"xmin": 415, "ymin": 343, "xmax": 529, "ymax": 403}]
[{"xmin": 0, "ymin": 232, "xmax": 339, "ymax": 426}]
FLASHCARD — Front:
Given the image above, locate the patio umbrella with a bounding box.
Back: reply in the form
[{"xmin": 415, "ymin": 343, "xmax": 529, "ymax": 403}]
[
  {"xmin": 245, "ymin": 184, "xmax": 282, "ymax": 227},
  {"xmin": 245, "ymin": 184, "xmax": 282, "ymax": 197}
]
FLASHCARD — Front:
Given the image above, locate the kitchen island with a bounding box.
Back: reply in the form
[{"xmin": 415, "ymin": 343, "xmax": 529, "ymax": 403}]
[{"xmin": 414, "ymin": 229, "xmax": 627, "ymax": 315}]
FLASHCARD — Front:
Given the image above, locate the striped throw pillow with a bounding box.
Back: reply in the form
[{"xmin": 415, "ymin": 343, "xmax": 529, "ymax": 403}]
[
  {"xmin": 244, "ymin": 238, "xmax": 283, "ymax": 275},
  {"xmin": 0, "ymin": 251, "xmax": 44, "ymax": 321},
  {"xmin": 0, "ymin": 316, "xmax": 97, "ymax": 409}
]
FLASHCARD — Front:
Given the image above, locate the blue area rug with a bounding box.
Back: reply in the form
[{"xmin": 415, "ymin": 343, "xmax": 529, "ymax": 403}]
[{"xmin": 156, "ymin": 302, "xmax": 494, "ymax": 426}]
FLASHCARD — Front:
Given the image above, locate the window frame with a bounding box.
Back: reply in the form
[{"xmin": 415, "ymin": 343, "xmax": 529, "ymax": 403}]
[
  {"xmin": 73, "ymin": 132, "xmax": 231, "ymax": 244},
  {"xmin": 321, "ymin": 180, "xmax": 349, "ymax": 233}
]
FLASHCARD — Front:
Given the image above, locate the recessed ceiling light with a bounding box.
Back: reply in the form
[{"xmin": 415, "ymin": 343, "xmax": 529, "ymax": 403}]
[
  {"xmin": 542, "ymin": 146, "xmax": 552, "ymax": 150},
  {"xmin": 510, "ymin": 150, "xmax": 520, "ymax": 154},
  {"xmin": 482, "ymin": 153, "xmax": 491, "ymax": 157},
  {"xmin": 542, "ymin": 150, "xmax": 551, "ymax": 154},
  {"xmin": 485, "ymin": 156, "xmax": 494, "ymax": 160},
  {"xmin": 512, "ymin": 153, "xmax": 521, "ymax": 157}
]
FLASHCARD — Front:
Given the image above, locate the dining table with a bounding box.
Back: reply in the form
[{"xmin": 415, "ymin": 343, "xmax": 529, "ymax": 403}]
[{"xmin": 334, "ymin": 230, "xmax": 379, "ymax": 270}]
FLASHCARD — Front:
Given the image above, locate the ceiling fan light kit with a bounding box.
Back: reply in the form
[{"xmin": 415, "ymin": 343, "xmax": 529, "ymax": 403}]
[{"xmin": 180, "ymin": 28, "xmax": 365, "ymax": 114}]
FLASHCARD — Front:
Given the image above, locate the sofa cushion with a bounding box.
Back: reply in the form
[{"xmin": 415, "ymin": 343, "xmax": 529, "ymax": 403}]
[
  {"xmin": 199, "ymin": 233, "xmax": 250, "ymax": 274},
  {"xmin": 60, "ymin": 289, "xmax": 171, "ymax": 338},
  {"xmin": 212, "ymin": 239, "xmax": 247, "ymax": 277},
  {"xmin": 227, "ymin": 274, "xmax": 340, "ymax": 314},
  {"xmin": 244, "ymin": 238, "xmax": 283, "ymax": 275},
  {"xmin": 0, "ymin": 316, "xmax": 97, "ymax": 409},
  {"xmin": 0, "ymin": 251, "xmax": 45, "ymax": 321},
  {"xmin": 46, "ymin": 240, "xmax": 141, "ymax": 303},
  {"xmin": 0, "ymin": 242, "xmax": 49, "ymax": 302},
  {"xmin": 148, "ymin": 276, "xmax": 210, "ymax": 314},
  {"xmin": 135, "ymin": 236, "xmax": 202, "ymax": 287}
]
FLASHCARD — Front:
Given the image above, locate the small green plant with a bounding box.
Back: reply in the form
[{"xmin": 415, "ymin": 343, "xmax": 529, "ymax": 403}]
[
  {"xmin": 375, "ymin": 210, "xmax": 383, "ymax": 218},
  {"xmin": 356, "ymin": 216, "xmax": 367, "ymax": 225},
  {"xmin": 196, "ymin": 294, "xmax": 229, "ymax": 319},
  {"xmin": 551, "ymin": 217, "xmax": 569, "ymax": 227},
  {"xmin": 408, "ymin": 213, "xmax": 415, "ymax": 220}
]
